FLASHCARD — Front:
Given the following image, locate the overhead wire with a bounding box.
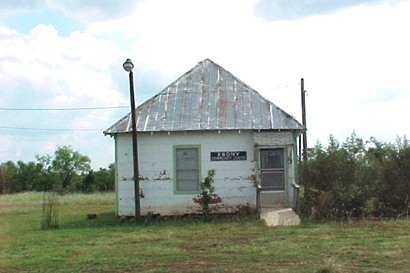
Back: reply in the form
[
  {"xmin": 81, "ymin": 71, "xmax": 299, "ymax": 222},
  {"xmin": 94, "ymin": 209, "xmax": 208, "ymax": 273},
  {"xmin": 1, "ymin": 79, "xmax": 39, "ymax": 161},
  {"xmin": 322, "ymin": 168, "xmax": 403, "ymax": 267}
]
[
  {"xmin": 0, "ymin": 105, "xmax": 128, "ymax": 131},
  {"xmin": 0, "ymin": 126, "xmax": 104, "ymax": 132},
  {"xmin": 0, "ymin": 106, "xmax": 128, "ymax": 111}
]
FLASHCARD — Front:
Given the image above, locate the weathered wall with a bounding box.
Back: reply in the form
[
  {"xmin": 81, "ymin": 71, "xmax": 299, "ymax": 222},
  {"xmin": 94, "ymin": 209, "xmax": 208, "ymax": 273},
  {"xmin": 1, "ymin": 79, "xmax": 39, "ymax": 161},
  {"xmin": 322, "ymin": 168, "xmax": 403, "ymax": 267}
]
[
  {"xmin": 115, "ymin": 130, "xmax": 257, "ymax": 216},
  {"xmin": 253, "ymin": 131, "xmax": 293, "ymax": 147}
]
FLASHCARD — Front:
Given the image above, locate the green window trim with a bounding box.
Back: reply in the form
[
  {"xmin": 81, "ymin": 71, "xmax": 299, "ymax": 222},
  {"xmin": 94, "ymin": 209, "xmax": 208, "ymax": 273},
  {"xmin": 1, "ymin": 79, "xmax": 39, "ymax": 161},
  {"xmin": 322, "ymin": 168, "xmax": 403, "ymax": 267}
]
[{"xmin": 173, "ymin": 145, "xmax": 201, "ymax": 194}]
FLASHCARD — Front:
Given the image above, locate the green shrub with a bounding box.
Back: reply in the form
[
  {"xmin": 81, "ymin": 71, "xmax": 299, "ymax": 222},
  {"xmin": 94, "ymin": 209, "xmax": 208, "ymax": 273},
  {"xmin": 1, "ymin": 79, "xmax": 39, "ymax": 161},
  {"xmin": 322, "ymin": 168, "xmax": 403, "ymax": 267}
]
[
  {"xmin": 299, "ymin": 134, "xmax": 409, "ymax": 220},
  {"xmin": 193, "ymin": 169, "xmax": 221, "ymax": 221}
]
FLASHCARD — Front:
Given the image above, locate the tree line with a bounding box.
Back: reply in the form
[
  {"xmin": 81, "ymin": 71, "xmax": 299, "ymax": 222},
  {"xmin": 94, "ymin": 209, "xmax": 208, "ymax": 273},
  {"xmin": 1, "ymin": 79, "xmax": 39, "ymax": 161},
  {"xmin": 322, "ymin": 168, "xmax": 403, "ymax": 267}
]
[
  {"xmin": 299, "ymin": 134, "xmax": 410, "ymax": 220},
  {"xmin": 0, "ymin": 146, "xmax": 114, "ymax": 194},
  {"xmin": 2, "ymin": 135, "xmax": 409, "ymax": 220}
]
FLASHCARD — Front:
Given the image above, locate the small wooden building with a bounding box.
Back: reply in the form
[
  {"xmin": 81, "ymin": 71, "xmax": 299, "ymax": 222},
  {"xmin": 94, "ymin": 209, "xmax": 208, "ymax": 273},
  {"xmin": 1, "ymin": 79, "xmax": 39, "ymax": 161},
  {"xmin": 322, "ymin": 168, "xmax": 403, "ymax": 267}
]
[{"xmin": 104, "ymin": 59, "xmax": 304, "ymax": 216}]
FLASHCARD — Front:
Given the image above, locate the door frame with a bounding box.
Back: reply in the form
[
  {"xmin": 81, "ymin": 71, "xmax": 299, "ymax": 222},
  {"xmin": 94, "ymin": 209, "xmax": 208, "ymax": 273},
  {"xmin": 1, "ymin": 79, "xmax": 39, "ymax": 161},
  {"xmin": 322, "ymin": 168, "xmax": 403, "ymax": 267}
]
[{"xmin": 255, "ymin": 146, "xmax": 290, "ymax": 208}]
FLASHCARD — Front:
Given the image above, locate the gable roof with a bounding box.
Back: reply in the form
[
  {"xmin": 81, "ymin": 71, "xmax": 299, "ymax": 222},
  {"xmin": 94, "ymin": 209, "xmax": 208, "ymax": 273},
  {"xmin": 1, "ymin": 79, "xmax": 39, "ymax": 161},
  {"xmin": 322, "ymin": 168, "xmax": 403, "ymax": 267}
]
[{"xmin": 104, "ymin": 59, "xmax": 303, "ymax": 135}]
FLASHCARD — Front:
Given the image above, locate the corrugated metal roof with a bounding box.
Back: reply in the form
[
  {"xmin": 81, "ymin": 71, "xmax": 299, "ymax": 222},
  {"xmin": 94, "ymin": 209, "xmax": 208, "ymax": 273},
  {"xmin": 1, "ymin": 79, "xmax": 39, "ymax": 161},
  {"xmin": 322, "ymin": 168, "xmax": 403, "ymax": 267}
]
[{"xmin": 104, "ymin": 59, "xmax": 304, "ymax": 135}]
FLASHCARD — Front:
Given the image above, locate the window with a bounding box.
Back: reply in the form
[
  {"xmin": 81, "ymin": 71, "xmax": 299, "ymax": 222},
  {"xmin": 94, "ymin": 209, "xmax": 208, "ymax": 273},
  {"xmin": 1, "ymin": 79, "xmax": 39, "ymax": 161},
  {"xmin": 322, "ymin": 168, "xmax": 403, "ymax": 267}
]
[
  {"xmin": 260, "ymin": 148, "xmax": 285, "ymax": 191},
  {"xmin": 174, "ymin": 146, "xmax": 200, "ymax": 193}
]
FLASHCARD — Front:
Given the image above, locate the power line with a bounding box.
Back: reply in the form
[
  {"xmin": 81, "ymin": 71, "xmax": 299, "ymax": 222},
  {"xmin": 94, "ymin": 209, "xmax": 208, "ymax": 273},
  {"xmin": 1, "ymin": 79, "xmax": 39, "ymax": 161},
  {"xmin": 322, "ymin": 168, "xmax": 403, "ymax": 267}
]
[
  {"xmin": 266, "ymin": 82, "xmax": 299, "ymax": 91},
  {"xmin": 0, "ymin": 126, "xmax": 103, "ymax": 132},
  {"xmin": 0, "ymin": 106, "xmax": 128, "ymax": 111}
]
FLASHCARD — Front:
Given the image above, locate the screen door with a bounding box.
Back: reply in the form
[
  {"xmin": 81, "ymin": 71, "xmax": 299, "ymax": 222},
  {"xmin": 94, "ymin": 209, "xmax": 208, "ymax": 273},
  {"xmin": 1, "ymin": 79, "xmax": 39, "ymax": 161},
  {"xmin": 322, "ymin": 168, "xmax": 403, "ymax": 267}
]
[{"xmin": 260, "ymin": 148, "xmax": 285, "ymax": 191}]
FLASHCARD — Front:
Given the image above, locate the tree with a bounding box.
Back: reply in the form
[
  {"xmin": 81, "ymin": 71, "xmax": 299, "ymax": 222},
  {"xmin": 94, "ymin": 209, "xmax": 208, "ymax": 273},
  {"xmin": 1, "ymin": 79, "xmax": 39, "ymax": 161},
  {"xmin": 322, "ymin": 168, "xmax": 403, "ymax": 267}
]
[
  {"xmin": 367, "ymin": 137, "xmax": 410, "ymax": 216},
  {"xmin": 73, "ymin": 164, "xmax": 115, "ymax": 193},
  {"xmin": 93, "ymin": 163, "xmax": 115, "ymax": 192},
  {"xmin": 299, "ymin": 134, "xmax": 410, "ymax": 220},
  {"xmin": 0, "ymin": 147, "xmax": 114, "ymax": 194},
  {"xmin": 0, "ymin": 161, "xmax": 18, "ymax": 193},
  {"xmin": 300, "ymin": 136, "xmax": 360, "ymax": 219},
  {"xmin": 15, "ymin": 161, "xmax": 47, "ymax": 191},
  {"xmin": 37, "ymin": 146, "xmax": 91, "ymax": 191},
  {"xmin": 78, "ymin": 171, "xmax": 95, "ymax": 193}
]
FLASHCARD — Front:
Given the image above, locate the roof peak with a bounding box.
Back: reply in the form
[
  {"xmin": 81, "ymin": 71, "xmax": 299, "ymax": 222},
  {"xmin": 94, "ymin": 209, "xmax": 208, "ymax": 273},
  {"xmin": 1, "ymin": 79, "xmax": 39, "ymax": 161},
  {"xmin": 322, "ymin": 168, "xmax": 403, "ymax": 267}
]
[{"xmin": 104, "ymin": 59, "xmax": 303, "ymax": 134}]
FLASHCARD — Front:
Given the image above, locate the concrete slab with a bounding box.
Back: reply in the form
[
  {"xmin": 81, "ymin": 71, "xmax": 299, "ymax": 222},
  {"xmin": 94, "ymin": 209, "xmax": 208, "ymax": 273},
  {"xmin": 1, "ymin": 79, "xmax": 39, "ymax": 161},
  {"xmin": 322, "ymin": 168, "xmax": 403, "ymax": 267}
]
[{"xmin": 260, "ymin": 208, "xmax": 301, "ymax": 227}]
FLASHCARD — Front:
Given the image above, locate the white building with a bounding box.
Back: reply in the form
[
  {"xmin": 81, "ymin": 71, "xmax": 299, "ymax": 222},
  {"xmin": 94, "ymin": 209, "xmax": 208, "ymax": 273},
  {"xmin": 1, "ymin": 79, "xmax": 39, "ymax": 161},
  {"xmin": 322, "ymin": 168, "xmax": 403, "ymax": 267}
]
[{"xmin": 104, "ymin": 59, "xmax": 304, "ymax": 217}]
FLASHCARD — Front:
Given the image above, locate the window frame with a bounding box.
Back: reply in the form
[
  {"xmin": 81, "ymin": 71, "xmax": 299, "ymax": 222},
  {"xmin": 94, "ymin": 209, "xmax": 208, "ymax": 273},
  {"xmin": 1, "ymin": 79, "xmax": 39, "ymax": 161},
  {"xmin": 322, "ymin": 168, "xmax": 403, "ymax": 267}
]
[{"xmin": 173, "ymin": 145, "xmax": 201, "ymax": 194}]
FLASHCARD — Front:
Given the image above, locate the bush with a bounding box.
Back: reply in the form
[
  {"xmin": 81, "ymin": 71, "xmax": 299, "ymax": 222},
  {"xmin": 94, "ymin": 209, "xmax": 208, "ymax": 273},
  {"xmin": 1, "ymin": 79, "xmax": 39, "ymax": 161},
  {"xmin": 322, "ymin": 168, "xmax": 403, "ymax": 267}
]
[
  {"xmin": 299, "ymin": 134, "xmax": 409, "ymax": 220},
  {"xmin": 193, "ymin": 169, "xmax": 221, "ymax": 221},
  {"xmin": 41, "ymin": 191, "xmax": 60, "ymax": 230}
]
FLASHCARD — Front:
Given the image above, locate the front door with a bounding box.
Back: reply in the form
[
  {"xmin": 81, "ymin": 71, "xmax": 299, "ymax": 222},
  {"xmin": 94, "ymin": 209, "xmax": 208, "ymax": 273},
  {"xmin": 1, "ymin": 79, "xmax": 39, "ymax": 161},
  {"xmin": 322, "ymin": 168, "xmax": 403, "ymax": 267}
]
[
  {"xmin": 260, "ymin": 148, "xmax": 285, "ymax": 191},
  {"xmin": 259, "ymin": 148, "xmax": 287, "ymax": 207}
]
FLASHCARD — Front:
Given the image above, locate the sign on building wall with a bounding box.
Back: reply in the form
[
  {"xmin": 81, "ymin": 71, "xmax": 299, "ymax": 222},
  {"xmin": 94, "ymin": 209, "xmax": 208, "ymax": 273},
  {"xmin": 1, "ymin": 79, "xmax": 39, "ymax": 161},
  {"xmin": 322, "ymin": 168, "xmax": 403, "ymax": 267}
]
[{"xmin": 210, "ymin": 151, "xmax": 247, "ymax": 161}]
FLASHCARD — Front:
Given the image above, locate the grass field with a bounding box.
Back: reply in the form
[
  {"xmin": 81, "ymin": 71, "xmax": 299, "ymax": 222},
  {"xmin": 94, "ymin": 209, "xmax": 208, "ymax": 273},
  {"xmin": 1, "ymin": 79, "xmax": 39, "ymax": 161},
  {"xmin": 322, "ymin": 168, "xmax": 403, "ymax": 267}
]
[{"xmin": 1, "ymin": 192, "xmax": 409, "ymax": 273}]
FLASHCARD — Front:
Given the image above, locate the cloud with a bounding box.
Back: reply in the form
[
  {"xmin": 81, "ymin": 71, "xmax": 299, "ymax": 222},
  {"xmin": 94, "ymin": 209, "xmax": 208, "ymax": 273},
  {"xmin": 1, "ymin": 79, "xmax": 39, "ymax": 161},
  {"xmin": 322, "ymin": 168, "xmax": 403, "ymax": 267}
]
[
  {"xmin": 0, "ymin": 0, "xmax": 44, "ymax": 13},
  {"xmin": 87, "ymin": 0, "xmax": 410, "ymax": 146},
  {"xmin": 0, "ymin": 23, "xmax": 130, "ymax": 167},
  {"xmin": 1, "ymin": 23, "xmax": 126, "ymax": 104},
  {"xmin": 254, "ymin": 0, "xmax": 382, "ymax": 21},
  {"xmin": 0, "ymin": 0, "xmax": 138, "ymax": 35},
  {"xmin": 47, "ymin": 0, "xmax": 140, "ymax": 23},
  {"xmin": 360, "ymin": 87, "xmax": 409, "ymax": 104},
  {"xmin": 1, "ymin": 0, "xmax": 409, "ymax": 168}
]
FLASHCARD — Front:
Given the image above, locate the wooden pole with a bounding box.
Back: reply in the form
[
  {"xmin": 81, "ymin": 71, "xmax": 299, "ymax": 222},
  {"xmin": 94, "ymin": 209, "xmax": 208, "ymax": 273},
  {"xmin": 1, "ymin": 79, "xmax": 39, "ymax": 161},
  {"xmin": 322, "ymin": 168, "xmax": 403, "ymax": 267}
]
[
  {"xmin": 301, "ymin": 78, "xmax": 307, "ymax": 162},
  {"xmin": 298, "ymin": 134, "xmax": 302, "ymax": 162},
  {"xmin": 129, "ymin": 71, "xmax": 141, "ymax": 220}
]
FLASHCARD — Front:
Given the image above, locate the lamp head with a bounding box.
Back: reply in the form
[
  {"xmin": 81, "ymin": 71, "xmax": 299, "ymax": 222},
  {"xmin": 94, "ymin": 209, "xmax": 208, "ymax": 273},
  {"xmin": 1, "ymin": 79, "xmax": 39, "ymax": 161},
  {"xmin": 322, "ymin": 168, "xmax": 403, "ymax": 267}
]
[{"xmin": 123, "ymin": 58, "xmax": 134, "ymax": 72}]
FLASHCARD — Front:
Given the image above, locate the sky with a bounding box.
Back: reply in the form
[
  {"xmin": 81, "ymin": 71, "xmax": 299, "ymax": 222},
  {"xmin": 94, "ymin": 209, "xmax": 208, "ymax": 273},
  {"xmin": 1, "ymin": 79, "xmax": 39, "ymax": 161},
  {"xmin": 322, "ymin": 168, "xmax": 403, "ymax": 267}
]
[{"xmin": 1, "ymin": 0, "xmax": 409, "ymax": 169}]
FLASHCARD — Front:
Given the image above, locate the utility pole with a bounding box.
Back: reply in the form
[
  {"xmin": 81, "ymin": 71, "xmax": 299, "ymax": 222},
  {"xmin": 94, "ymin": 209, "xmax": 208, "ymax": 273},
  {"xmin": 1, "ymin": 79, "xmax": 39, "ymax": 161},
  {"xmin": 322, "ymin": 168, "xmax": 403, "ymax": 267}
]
[
  {"xmin": 301, "ymin": 78, "xmax": 307, "ymax": 162},
  {"xmin": 123, "ymin": 58, "xmax": 141, "ymax": 220}
]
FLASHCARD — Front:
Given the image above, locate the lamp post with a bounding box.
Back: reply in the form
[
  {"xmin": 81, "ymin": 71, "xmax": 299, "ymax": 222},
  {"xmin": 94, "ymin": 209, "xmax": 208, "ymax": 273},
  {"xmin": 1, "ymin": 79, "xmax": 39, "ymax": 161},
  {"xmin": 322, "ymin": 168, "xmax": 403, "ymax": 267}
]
[{"xmin": 123, "ymin": 58, "xmax": 141, "ymax": 220}]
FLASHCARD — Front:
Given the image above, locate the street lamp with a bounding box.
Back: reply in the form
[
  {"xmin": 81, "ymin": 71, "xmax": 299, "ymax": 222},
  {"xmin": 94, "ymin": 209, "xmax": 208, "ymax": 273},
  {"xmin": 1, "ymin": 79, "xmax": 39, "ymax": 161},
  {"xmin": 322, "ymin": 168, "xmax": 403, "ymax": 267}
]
[{"xmin": 123, "ymin": 58, "xmax": 141, "ymax": 220}]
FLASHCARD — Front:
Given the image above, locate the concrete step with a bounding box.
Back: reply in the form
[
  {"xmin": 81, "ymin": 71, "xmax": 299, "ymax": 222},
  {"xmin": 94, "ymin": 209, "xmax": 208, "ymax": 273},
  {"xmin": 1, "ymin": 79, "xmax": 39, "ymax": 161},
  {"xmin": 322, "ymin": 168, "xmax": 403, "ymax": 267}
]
[{"xmin": 260, "ymin": 208, "xmax": 301, "ymax": 227}]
